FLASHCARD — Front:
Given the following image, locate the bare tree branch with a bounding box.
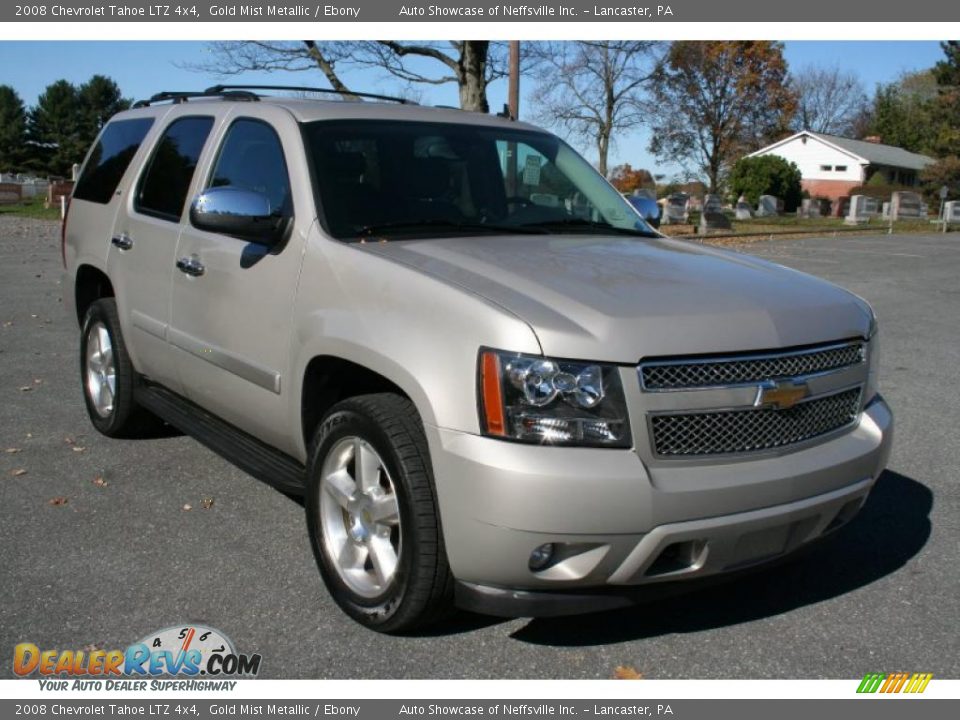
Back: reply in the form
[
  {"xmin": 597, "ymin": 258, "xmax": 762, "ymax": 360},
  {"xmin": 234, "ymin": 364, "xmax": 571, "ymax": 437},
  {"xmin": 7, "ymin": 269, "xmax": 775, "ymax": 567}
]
[
  {"xmin": 528, "ymin": 41, "xmax": 662, "ymax": 176},
  {"xmin": 790, "ymin": 65, "xmax": 869, "ymax": 136}
]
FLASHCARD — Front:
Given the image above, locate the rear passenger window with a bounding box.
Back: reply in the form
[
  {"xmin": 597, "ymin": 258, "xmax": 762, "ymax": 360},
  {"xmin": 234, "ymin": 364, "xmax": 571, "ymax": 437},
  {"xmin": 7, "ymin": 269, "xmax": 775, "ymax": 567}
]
[
  {"xmin": 73, "ymin": 118, "xmax": 154, "ymax": 204},
  {"xmin": 207, "ymin": 119, "xmax": 291, "ymax": 217},
  {"xmin": 136, "ymin": 116, "xmax": 214, "ymax": 221}
]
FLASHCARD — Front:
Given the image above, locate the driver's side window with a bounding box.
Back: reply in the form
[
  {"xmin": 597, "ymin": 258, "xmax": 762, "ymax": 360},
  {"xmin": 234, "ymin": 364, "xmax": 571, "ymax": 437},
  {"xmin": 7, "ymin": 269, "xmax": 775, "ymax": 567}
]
[{"xmin": 208, "ymin": 119, "xmax": 292, "ymax": 218}]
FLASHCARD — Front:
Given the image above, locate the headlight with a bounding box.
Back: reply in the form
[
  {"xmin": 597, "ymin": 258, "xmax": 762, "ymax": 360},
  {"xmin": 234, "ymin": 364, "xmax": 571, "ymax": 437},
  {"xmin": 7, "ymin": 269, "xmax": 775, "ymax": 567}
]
[{"xmin": 479, "ymin": 349, "xmax": 631, "ymax": 447}]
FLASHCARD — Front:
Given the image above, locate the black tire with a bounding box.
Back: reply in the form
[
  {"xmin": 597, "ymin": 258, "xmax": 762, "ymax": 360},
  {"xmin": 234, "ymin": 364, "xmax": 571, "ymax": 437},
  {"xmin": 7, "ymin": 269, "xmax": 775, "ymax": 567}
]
[
  {"xmin": 305, "ymin": 393, "xmax": 454, "ymax": 633},
  {"xmin": 80, "ymin": 298, "xmax": 160, "ymax": 438}
]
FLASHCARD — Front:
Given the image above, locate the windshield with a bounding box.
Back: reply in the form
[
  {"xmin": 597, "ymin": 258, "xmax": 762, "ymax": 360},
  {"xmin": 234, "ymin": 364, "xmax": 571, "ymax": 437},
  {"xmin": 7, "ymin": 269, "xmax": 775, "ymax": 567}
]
[{"xmin": 303, "ymin": 119, "xmax": 655, "ymax": 240}]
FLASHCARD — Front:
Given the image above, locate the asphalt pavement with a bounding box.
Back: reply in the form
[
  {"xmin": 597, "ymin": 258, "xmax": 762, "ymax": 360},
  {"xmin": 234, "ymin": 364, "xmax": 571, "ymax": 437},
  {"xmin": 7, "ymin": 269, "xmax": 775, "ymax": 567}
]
[{"xmin": 1, "ymin": 217, "xmax": 956, "ymax": 679}]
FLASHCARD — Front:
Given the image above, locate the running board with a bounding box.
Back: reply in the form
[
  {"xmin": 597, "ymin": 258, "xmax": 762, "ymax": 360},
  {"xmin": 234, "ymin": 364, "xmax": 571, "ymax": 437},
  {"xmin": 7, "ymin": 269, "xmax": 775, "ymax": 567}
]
[{"xmin": 135, "ymin": 383, "xmax": 306, "ymax": 494}]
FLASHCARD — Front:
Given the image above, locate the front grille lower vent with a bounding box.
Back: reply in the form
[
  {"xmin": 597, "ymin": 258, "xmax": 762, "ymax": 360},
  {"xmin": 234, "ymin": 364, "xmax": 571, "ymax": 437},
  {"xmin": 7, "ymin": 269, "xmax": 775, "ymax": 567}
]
[
  {"xmin": 641, "ymin": 342, "xmax": 864, "ymax": 391},
  {"xmin": 650, "ymin": 387, "xmax": 862, "ymax": 457}
]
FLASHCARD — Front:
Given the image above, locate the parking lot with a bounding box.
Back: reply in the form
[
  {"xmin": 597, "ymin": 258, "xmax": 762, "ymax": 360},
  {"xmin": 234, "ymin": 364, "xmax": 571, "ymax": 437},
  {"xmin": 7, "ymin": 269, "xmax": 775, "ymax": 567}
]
[{"xmin": 1, "ymin": 217, "xmax": 957, "ymax": 679}]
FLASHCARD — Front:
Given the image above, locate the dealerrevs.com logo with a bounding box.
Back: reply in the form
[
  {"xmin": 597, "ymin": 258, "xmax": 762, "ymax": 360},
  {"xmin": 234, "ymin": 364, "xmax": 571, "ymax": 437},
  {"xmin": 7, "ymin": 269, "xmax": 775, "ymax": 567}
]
[
  {"xmin": 857, "ymin": 673, "xmax": 933, "ymax": 694},
  {"xmin": 14, "ymin": 625, "xmax": 261, "ymax": 691}
]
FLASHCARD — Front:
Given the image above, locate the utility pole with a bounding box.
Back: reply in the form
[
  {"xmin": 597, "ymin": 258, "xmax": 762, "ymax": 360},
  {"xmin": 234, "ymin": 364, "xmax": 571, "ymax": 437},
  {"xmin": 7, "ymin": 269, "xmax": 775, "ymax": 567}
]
[{"xmin": 508, "ymin": 41, "xmax": 520, "ymax": 120}]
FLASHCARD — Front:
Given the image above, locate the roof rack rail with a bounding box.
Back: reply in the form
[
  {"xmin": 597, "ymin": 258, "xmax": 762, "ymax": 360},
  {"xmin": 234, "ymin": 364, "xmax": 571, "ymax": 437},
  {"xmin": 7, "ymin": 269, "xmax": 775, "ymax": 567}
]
[
  {"xmin": 203, "ymin": 84, "xmax": 417, "ymax": 105},
  {"xmin": 132, "ymin": 89, "xmax": 259, "ymax": 108}
]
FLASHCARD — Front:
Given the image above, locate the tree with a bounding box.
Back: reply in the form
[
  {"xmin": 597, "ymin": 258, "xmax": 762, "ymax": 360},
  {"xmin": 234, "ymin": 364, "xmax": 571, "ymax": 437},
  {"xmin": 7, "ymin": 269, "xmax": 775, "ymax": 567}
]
[
  {"xmin": 930, "ymin": 40, "xmax": 960, "ymax": 158},
  {"xmin": 27, "ymin": 80, "xmax": 86, "ymax": 176},
  {"xmin": 790, "ymin": 66, "xmax": 869, "ymax": 136},
  {"xmin": 0, "ymin": 85, "xmax": 28, "ymax": 172},
  {"xmin": 867, "ymin": 71, "xmax": 939, "ymax": 154},
  {"xmin": 648, "ymin": 41, "xmax": 796, "ymax": 193},
  {"xmin": 184, "ymin": 41, "xmax": 505, "ymax": 112},
  {"xmin": 728, "ymin": 155, "xmax": 802, "ymax": 211},
  {"xmin": 529, "ymin": 41, "xmax": 660, "ymax": 177},
  {"xmin": 78, "ymin": 75, "xmax": 131, "ymax": 141},
  {"xmin": 608, "ymin": 164, "xmax": 655, "ymax": 193}
]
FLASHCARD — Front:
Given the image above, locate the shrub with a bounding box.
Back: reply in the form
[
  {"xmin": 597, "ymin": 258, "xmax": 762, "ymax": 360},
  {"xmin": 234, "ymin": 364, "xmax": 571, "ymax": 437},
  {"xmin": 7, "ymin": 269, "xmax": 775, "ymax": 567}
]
[{"xmin": 729, "ymin": 155, "xmax": 803, "ymax": 211}]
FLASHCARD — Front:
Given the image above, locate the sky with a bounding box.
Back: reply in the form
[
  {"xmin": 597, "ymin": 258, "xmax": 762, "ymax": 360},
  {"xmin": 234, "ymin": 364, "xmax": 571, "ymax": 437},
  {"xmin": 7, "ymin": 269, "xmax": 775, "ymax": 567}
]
[{"xmin": 0, "ymin": 40, "xmax": 948, "ymax": 179}]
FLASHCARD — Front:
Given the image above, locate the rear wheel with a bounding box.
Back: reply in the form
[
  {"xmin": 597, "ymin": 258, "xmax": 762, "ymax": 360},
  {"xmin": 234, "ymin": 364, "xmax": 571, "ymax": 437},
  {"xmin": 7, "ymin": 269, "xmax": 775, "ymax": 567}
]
[
  {"xmin": 80, "ymin": 298, "xmax": 159, "ymax": 438},
  {"xmin": 306, "ymin": 393, "xmax": 453, "ymax": 633}
]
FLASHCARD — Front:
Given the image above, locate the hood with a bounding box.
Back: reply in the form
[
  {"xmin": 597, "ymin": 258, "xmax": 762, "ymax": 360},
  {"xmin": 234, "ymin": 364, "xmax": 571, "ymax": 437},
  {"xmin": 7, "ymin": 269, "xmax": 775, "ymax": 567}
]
[{"xmin": 361, "ymin": 235, "xmax": 872, "ymax": 362}]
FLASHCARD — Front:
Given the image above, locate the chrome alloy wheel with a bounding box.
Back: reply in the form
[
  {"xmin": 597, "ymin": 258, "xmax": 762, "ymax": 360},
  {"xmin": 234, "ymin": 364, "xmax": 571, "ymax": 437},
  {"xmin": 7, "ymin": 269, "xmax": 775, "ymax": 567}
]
[
  {"xmin": 85, "ymin": 320, "xmax": 116, "ymax": 418},
  {"xmin": 319, "ymin": 437, "xmax": 402, "ymax": 598}
]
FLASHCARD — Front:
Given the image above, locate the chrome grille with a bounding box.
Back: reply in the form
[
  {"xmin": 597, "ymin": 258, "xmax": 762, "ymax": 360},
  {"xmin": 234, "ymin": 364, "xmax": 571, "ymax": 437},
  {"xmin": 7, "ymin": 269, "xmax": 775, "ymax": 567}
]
[
  {"xmin": 650, "ymin": 387, "xmax": 862, "ymax": 457},
  {"xmin": 641, "ymin": 341, "xmax": 864, "ymax": 390}
]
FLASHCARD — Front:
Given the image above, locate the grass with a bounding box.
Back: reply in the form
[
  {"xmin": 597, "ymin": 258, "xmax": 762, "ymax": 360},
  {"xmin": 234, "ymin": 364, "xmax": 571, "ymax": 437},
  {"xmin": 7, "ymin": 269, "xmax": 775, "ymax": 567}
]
[{"xmin": 0, "ymin": 197, "xmax": 63, "ymax": 222}]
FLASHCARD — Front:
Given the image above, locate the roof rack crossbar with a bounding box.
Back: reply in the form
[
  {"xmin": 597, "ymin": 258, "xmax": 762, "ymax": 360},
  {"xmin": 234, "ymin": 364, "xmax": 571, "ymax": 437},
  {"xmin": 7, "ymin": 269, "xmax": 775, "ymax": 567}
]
[
  {"xmin": 203, "ymin": 84, "xmax": 416, "ymax": 105},
  {"xmin": 132, "ymin": 89, "xmax": 260, "ymax": 108}
]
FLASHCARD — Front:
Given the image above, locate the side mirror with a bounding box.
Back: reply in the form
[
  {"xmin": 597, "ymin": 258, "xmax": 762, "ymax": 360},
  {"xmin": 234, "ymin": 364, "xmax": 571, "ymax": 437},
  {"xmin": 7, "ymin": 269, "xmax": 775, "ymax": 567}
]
[{"xmin": 189, "ymin": 186, "xmax": 285, "ymax": 245}]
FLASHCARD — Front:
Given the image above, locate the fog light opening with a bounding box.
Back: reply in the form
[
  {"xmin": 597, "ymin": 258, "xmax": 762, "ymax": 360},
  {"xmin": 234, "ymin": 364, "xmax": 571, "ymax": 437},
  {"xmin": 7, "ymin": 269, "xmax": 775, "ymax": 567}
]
[
  {"xmin": 645, "ymin": 540, "xmax": 706, "ymax": 577},
  {"xmin": 528, "ymin": 543, "xmax": 556, "ymax": 571}
]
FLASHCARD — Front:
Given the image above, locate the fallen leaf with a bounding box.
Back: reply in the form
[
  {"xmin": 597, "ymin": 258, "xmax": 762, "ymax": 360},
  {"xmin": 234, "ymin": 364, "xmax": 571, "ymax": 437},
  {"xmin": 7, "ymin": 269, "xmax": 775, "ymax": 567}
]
[
  {"xmin": 33, "ymin": 379, "xmax": 43, "ymax": 385},
  {"xmin": 48, "ymin": 497, "xmax": 68, "ymax": 506},
  {"xmin": 72, "ymin": 446, "xmax": 86, "ymax": 453},
  {"xmin": 10, "ymin": 468, "xmax": 27, "ymax": 477},
  {"xmin": 19, "ymin": 386, "xmax": 33, "ymax": 392},
  {"xmin": 613, "ymin": 666, "xmax": 644, "ymax": 680},
  {"xmin": 182, "ymin": 503, "xmax": 193, "ymax": 512},
  {"xmin": 201, "ymin": 497, "xmax": 214, "ymax": 510},
  {"xmin": 30, "ymin": 314, "xmax": 38, "ymax": 319},
  {"xmin": 82, "ymin": 643, "xmax": 103, "ymax": 653},
  {"xmin": 64, "ymin": 436, "xmax": 75, "ymax": 445},
  {"xmin": 25, "ymin": 433, "xmax": 32, "ymax": 438},
  {"xmin": 92, "ymin": 476, "xmax": 108, "ymax": 488},
  {"xmin": 4, "ymin": 448, "xmax": 21, "ymax": 454}
]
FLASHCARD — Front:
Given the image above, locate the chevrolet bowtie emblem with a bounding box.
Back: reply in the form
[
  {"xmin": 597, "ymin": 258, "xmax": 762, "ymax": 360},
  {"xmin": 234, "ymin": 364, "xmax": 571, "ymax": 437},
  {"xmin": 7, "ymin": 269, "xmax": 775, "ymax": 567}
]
[{"xmin": 755, "ymin": 379, "xmax": 810, "ymax": 410}]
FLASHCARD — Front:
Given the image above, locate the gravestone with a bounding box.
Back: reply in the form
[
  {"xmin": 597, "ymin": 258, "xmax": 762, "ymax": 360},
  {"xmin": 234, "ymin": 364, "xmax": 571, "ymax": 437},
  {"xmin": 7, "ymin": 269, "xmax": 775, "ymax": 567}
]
[
  {"xmin": 662, "ymin": 193, "xmax": 689, "ymax": 224},
  {"xmin": 798, "ymin": 198, "xmax": 821, "ymax": 219},
  {"xmin": 890, "ymin": 191, "xmax": 923, "ymax": 220},
  {"xmin": 0, "ymin": 183, "xmax": 22, "ymax": 205},
  {"xmin": 699, "ymin": 193, "xmax": 732, "ymax": 232},
  {"xmin": 735, "ymin": 196, "xmax": 752, "ymax": 220},
  {"xmin": 944, "ymin": 201, "xmax": 960, "ymax": 224},
  {"xmin": 46, "ymin": 181, "xmax": 73, "ymax": 209},
  {"xmin": 756, "ymin": 195, "xmax": 780, "ymax": 217},
  {"xmin": 844, "ymin": 195, "xmax": 881, "ymax": 225}
]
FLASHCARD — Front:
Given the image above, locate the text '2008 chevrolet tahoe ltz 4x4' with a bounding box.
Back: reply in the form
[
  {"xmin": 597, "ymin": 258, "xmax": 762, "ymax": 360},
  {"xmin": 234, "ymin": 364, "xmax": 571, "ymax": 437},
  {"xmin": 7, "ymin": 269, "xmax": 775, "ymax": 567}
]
[{"xmin": 63, "ymin": 86, "xmax": 892, "ymax": 633}]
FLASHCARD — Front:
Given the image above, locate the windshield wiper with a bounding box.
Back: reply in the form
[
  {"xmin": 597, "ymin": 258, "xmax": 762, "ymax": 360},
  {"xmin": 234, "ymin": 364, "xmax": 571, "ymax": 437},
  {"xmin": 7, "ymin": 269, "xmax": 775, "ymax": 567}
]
[
  {"xmin": 521, "ymin": 218, "xmax": 657, "ymax": 237},
  {"xmin": 355, "ymin": 219, "xmax": 547, "ymax": 237}
]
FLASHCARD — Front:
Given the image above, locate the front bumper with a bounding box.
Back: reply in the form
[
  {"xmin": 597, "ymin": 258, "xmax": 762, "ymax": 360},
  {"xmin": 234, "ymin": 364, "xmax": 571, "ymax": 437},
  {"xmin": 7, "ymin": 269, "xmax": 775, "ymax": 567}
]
[{"xmin": 427, "ymin": 396, "xmax": 892, "ymax": 616}]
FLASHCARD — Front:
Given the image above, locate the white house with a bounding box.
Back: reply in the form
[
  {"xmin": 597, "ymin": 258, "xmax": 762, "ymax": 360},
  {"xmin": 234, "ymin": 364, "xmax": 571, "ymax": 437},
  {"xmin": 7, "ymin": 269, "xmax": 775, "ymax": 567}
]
[{"xmin": 747, "ymin": 131, "xmax": 935, "ymax": 208}]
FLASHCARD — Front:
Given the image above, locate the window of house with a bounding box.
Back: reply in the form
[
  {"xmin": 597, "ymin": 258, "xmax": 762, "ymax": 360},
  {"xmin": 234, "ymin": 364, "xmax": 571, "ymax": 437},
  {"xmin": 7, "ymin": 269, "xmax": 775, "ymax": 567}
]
[
  {"xmin": 820, "ymin": 165, "xmax": 833, "ymax": 172},
  {"xmin": 835, "ymin": 165, "xmax": 848, "ymax": 172}
]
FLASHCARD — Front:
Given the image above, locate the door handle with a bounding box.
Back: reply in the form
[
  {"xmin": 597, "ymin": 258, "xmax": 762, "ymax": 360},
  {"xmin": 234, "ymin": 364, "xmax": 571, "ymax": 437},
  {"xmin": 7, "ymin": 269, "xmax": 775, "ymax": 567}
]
[
  {"xmin": 111, "ymin": 233, "xmax": 133, "ymax": 251},
  {"xmin": 176, "ymin": 256, "xmax": 205, "ymax": 277}
]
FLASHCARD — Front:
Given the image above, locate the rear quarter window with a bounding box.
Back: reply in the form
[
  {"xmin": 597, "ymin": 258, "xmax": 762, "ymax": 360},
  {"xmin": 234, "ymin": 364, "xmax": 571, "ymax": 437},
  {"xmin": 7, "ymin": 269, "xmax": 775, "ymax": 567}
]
[{"xmin": 72, "ymin": 118, "xmax": 154, "ymax": 204}]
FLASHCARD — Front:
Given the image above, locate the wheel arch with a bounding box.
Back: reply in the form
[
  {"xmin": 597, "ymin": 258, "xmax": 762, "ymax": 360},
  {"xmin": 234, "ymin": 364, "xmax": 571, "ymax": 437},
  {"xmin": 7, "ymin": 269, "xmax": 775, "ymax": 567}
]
[
  {"xmin": 74, "ymin": 264, "xmax": 115, "ymax": 327},
  {"xmin": 300, "ymin": 354, "xmax": 425, "ymax": 455}
]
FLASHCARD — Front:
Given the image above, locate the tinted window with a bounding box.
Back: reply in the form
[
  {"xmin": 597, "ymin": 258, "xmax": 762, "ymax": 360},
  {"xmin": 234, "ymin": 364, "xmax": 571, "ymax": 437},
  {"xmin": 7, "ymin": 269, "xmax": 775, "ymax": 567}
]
[
  {"xmin": 136, "ymin": 116, "xmax": 214, "ymax": 221},
  {"xmin": 207, "ymin": 119, "xmax": 291, "ymax": 216},
  {"xmin": 73, "ymin": 118, "xmax": 154, "ymax": 204},
  {"xmin": 305, "ymin": 120, "xmax": 651, "ymax": 241}
]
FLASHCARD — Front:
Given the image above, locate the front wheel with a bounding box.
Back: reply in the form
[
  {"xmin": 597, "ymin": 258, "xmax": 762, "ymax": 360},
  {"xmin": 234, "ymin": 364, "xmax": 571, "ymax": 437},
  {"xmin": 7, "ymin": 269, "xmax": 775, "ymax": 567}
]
[{"xmin": 305, "ymin": 393, "xmax": 453, "ymax": 633}]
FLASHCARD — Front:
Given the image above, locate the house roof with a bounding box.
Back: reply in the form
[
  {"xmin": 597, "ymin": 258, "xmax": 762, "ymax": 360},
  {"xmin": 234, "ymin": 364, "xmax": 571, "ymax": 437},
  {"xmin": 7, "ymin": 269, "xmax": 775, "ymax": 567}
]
[{"xmin": 750, "ymin": 131, "xmax": 935, "ymax": 171}]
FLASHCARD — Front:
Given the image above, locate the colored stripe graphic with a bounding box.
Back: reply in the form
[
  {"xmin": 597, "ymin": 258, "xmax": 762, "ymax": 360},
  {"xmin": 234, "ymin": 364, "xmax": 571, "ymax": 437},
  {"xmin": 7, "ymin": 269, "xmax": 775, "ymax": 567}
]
[{"xmin": 857, "ymin": 672, "xmax": 932, "ymax": 693}]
